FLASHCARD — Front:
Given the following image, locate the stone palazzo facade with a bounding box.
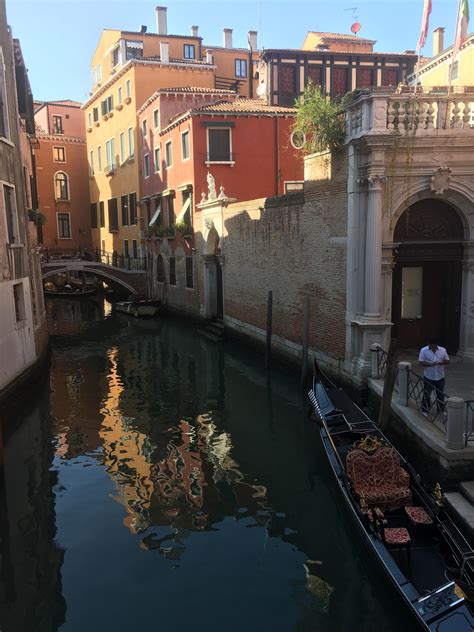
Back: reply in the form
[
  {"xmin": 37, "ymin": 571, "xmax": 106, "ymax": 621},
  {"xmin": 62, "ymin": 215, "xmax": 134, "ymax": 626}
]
[{"xmin": 345, "ymin": 88, "xmax": 474, "ymax": 380}]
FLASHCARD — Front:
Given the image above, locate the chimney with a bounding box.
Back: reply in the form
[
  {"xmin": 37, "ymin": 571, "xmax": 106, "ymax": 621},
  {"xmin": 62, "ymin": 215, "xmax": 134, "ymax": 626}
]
[
  {"xmin": 223, "ymin": 28, "xmax": 233, "ymax": 49},
  {"xmin": 433, "ymin": 27, "xmax": 445, "ymax": 56},
  {"xmin": 160, "ymin": 41, "xmax": 169, "ymax": 63},
  {"xmin": 248, "ymin": 30, "xmax": 258, "ymax": 51},
  {"xmin": 156, "ymin": 6, "xmax": 167, "ymax": 35},
  {"xmin": 140, "ymin": 25, "xmax": 147, "ymax": 34},
  {"xmin": 206, "ymin": 50, "xmax": 213, "ymax": 64},
  {"xmin": 191, "ymin": 25, "xmax": 199, "ymax": 37}
]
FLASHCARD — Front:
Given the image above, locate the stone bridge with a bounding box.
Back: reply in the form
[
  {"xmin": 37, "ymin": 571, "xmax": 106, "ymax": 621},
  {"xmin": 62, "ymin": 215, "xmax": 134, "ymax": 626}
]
[{"xmin": 41, "ymin": 261, "xmax": 147, "ymax": 295}]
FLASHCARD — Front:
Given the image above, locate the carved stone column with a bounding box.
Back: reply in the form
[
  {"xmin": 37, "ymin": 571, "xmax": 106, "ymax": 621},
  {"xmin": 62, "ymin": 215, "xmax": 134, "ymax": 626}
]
[{"xmin": 364, "ymin": 174, "xmax": 386, "ymax": 318}]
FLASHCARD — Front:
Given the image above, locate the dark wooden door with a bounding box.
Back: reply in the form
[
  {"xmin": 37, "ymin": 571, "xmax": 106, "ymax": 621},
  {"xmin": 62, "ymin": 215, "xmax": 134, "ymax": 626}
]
[{"xmin": 392, "ymin": 260, "xmax": 462, "ymax": 352}]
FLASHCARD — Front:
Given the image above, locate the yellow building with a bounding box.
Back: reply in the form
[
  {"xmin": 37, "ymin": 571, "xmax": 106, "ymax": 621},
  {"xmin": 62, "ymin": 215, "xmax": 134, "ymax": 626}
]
[
  {"xmin": 84, "ymin": 7, "xmax": 261, "ymax": 259},
  {"xmin": 417, "ymin": 28, "xmax": 474, "ymax": 87}
]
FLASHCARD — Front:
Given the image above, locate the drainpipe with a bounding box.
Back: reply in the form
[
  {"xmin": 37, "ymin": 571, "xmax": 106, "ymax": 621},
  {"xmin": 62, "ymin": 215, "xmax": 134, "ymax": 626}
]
[{"xmin": 274, "ymin": 115, "xmax": 280, "ymax": 196}]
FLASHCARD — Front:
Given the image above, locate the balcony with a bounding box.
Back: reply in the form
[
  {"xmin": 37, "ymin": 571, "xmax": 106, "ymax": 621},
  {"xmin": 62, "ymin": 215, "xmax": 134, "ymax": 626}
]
[
  {"xmin": 7, "ymin": 244, "xmax": 26, "ymax": 280},
  {"xmin": 346, "ymin": 87, "xmax": 474, "ymax": 140}
]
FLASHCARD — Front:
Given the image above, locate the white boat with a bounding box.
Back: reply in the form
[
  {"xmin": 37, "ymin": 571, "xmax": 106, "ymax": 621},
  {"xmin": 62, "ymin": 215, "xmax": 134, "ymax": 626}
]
[{"xmin": 115, "ymin": 300, "xmax": 160, "ymax": 317}]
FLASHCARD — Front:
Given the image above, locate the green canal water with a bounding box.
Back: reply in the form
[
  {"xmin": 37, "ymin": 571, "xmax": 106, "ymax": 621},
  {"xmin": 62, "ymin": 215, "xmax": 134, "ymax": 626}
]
[{"xmin": 0, "ymin": 299, "xmax": 418, "ymax": 631}]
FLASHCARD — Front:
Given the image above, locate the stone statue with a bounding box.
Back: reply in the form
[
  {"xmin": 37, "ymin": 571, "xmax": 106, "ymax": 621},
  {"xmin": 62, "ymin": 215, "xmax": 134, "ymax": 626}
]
[
  {"xmin": 200, "ymin": 192, "xmax": 207, "ymax": 204},
  {"xmin": 207, "ymin": 171, "xmax": 217, "ymax": 200},
  {"xmin": 218, "ymin": 185, "xmax": 227, "ymax": 200}
]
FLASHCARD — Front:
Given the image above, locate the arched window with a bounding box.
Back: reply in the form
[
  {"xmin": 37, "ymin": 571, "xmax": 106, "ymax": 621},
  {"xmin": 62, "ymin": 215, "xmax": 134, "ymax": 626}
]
[
  {"xmin": 55, "ymin": 172, "xmax": 69, "ymax": 200},
  {"xmin": 156, "ymin": 255, "xmax": 164, "ymax": 282}
]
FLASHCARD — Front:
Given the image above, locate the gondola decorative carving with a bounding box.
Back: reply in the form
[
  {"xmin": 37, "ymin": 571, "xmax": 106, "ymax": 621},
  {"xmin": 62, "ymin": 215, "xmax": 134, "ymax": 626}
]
[
  {"xmin": 433, "ymin": 482, "xmax": 444, "ymax": 506},
  {"xmin": 355, "ymin": 434, "xmax": 384, "ymax": 455}
]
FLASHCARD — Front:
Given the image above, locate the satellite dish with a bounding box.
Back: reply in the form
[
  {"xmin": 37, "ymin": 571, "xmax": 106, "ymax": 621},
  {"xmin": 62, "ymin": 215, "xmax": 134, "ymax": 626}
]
[{"xmin": 351, "ymin": 21, "xmax": 361, "ymax": 34}]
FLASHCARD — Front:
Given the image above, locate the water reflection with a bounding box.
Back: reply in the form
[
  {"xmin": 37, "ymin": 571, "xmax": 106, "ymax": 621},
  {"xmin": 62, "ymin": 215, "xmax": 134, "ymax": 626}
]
[{"xmin": 0, "ymin": 298, "xmax": 418, "ymax": 631}]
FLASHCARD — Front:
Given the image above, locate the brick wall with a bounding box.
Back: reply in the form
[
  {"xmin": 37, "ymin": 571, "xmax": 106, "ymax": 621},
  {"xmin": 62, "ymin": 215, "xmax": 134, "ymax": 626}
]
[{"xmin": 221, "ymin": 149, "xmax": 348, "ymax": 365}]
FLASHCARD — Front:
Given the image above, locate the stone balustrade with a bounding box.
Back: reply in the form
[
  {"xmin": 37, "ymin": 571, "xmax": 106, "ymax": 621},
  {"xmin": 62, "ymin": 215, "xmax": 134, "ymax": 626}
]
[{"xmin": 346, "ymin": 87, "xmax": 474, "ymax": 139}]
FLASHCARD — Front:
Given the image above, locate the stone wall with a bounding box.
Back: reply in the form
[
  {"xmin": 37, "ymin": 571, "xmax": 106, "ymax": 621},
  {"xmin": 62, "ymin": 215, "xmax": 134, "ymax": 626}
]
[{"xmin": 220, "ymin": 150, "xmax": 349, "ymax": 368}]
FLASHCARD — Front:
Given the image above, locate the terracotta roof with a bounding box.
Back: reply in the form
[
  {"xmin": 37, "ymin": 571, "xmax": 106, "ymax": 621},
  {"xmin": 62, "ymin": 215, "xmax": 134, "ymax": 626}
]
[
  {"xmin": 137, "ymin": 86, "xmax": 238, "ymax": 115},
  {"xmin": 48, "ymin": 99, "xmax": 83, "ymax": 107},
  {"xmin": 193, "ymin": 99, "xmax": 296, "ymax": 114},
  {"xmin": 308, "ymin": 31, "xmax": 376, "ymax": 44},
  {"xmin": 120, "ymin": 30, "xmax": 202, "ymax": 41}
]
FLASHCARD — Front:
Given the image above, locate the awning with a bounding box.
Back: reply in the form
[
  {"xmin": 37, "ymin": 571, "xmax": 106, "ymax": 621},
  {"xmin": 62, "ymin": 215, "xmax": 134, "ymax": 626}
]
[
  {"xmin": 175, "ymin": 196, "xmax": 191, "ymax": 223},
  {"xmin": 149, "ymin": 204, "xmax": 161, "ymax": 226}
]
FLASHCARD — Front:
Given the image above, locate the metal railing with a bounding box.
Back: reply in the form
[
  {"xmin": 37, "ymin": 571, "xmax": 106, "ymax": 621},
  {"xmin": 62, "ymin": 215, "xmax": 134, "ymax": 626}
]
[
  {"xmin": 406, "ymin": 368, "xmax": 446, "ymax": 428},
  {"xmin": 99, "ymin": 250, "xmax": 146, "ymax": 271},
  {"xmin": 466, "ymin": 401, "xmax": 474, "ymax": 447}
]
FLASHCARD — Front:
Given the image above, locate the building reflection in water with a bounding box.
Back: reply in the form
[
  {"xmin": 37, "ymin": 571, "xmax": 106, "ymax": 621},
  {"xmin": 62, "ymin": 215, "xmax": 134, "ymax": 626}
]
[{"xmin": 0, "ymin": 392, "xmax": 66, "ymax": 632}]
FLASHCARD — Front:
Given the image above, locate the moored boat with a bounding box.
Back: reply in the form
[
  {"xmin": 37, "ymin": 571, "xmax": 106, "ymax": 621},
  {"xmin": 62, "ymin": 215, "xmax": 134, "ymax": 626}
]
[
  {"xmin": 114, "ymin": 299, "xmax": 160, "ymax": 317},
  {"xmin": 44, "ymin": 287, "xmax": 97, "ymax": 298},
  {"xmin": 308, "ymin": 361, "xmax": 474, "ymax": 631}
]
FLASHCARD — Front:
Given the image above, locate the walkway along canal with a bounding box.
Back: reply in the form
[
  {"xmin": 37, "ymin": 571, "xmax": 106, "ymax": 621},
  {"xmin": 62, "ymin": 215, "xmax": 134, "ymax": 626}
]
[{"xmin": 0, "ymin": 299, "xmax": 419, "ymax": 631}]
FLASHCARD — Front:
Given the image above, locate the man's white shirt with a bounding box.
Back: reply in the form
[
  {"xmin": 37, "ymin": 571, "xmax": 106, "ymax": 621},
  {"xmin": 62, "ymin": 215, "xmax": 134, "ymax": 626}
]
[{"xmin": 418, "ymin": 345, "xmax": 449, "ymax": 380}]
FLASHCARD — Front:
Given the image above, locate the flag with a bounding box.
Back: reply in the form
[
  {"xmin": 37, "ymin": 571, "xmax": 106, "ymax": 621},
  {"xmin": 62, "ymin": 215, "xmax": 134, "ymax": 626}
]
[
  {"xmin": 453, "ymin": 0, "xmax": 470, "ymax": 59},
  {"xmin": 417, "ymin": 0, "xmax": 433, "ymax": 51}
]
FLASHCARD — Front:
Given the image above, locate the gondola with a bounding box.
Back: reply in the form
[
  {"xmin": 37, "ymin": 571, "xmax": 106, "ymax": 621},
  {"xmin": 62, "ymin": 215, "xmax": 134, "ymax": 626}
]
[
  {"xmin": 114, "ymin": 299, "xmax": 160, "ymax": 317},
  {"xmin": 308, "ymin": 360, "xmax": 474, "ymax": 631},
  {"xmin": 43, "ymin": 287, "xmax": 97, "ymax": 298}
]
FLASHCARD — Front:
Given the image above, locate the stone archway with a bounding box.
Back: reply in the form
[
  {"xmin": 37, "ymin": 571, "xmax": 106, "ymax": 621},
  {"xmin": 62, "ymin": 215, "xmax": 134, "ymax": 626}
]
[
  {"xmin": 202, "ymin": 227, "xmax": 223, "ymax": 320},
  {"xmin": 391, "ymin": 199, "xmax": 465, "ymax": 353}
]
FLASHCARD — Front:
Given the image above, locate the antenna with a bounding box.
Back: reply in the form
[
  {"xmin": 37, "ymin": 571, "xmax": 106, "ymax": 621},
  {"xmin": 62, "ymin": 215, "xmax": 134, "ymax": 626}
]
[{"xmin": 345, "ymin": 6, "xmax": 361, "ymax": 35}]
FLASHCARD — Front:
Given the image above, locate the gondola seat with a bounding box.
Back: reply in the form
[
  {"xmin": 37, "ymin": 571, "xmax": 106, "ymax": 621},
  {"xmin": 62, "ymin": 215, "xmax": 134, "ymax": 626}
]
[
  {"xmin": 405, "ymin": 506, "xmax": 433, "ymax": 526},
  {"xmin": 346, "ymin": 444, "xmax": 412, "ymax": 512}
]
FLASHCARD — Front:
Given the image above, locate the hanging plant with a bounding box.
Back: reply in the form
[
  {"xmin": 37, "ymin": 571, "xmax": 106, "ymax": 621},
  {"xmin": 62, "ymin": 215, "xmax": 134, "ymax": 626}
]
[{"xmin": 28, "ymin": 208, "xmax": 47, "ymax": 226}]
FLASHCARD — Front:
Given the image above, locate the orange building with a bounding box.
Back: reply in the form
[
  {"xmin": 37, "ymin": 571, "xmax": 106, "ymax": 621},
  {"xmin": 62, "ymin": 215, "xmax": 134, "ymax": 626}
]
[{"xmin": 34, "ymin": 100, "xmax": 91, "ymax": 252}]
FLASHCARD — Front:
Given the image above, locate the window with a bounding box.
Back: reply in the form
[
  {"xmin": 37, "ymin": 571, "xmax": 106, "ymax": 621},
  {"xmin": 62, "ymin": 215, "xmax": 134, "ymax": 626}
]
[
  {"xmin": 169, "ymin": 256, "xmax": 176, "ymax": 285},
  {"xmin": 101, "ymin": 95, "xmax": 113, "ymax": 116},
  {"xmin": 150, "ymin": 197, "xmax": 162, "ymax": 226},
  {"xmin": 123, "ymin": 239, "xmax": 129, "ymax": 258},
  {"xmin": 0, "ymin": 49, "xmax": 10, "ymax": 139},
  {"xmin": 90, "ymin": 202, "xmax": 98, "ymax": 228},
  {"xmin": 99, "ymin": 201, "xmax": 105, "ymax": 227},
  {"xmin": 105, "ymin": 138, "xmax": 116, "ymax": 171},
  {"xmin": 129, "ymin": 192, "xmax": 137, "ymax": 225},
  {"xmin": 57, "ymin": 212, "xmax": 71, "ymax": 238},
  {"xmin": 125, "ymin": 40, "xmax": 143, "ymax": 61},
  {"xmin": 128, "ymin": 127, "xmax": 134, "ymax": 158},
  {"xmin": 119, "ymin": 132, "xmax": 126, "ymax": 164},
  {"xmin": 144, "ymin": 154, "xmax": 150, "ymax": 178},
  {"xmin": 157, "ymin": 255, "xmax": 165, "ymax": 282},
  {"xmin": 449, "ymin": 61, "xmax": 459, "ymax": 81},
  {"xmin": 93, "ymin": 67, "xmax": 97, "ymax": 85},
  {"xmin": 52, "ymin": 115, "xmax": 63, "ymax": 134},
  {"xmin": 121, "ymin": 194, "xmax": 129, "ymax": 226},
  {"xmin": 154, "ymin": 147, "xmax": 160, "ymax": 172},
  {"xmin": 108, "ymin": 198, "xmax": 119, "ymax": 232},
  {"xmin": 3, "ymin": 185, "xmax": 17, "ymax": 243},
  {"xmin": 112, "ymin": 46, "xmax": 120, "ymax": 68},
  {"xmin": 166, "ymin": 196, "xmax": 174, "ymax": 227},
  {"xmin": 126, "ymin": 79, "xmax": 131, "ymax": 98},
  {"xmin": 153, "ymin": 108, "xmax": 159, "ymax": 128},
  {"xmin": 117, "ymin": 86, "xmax": 123, "ymax": 105},
  {"xmin": 89, "ymin": 150, "xmax": 94, "ymax": 176},
  {"xmin": 142, "ymin": 119, "xmax": 147, "ymax": 137},
  {"xmin": 235, "ymin": 59, "xmax": 247, "ymax": 78},
  {"xmin": 132, "ymin": 239, "xmax": 138, "ymax": 259},
  {"xmin": 54, "ymin": 172, "xmax": 69, "ymax": 200},
  {"xmin": 165, "ymin": 140, "xmax": 172, "ymax": 167},
  {"xmin": 184, "ymin": 44, "xmax": 195, "ymax": 59},
  {"xmin": 53, "ymin": 146, "xmax": 66, "ymax": 162},
  {"xmin": 88, "ymin": 112, "xmax": 92, "ymax": 128},
  {"xmin": 13, "ymin": 283, "xmax": 26, "ymax": 323},
  {"xmin": 93, "ymin": 107, "xmax": 99, "ymax": 123},
  {"xmin": 185, "ymin": 256, "xmax": 194, "ymax": 288},
  {"xmin": 97, "ymin": 146, "xmax": 102, "ymax": 172},
  {"xmin": 97, "ymin": 64, "xmax": 102, "ymax": 81},
  {"xmin": 207, "ymin": 128, "xmax": 231, "ymax": 162},
  {"xmin": 181, "ymin": 130, "xmax": 190, "ymax": 160}
]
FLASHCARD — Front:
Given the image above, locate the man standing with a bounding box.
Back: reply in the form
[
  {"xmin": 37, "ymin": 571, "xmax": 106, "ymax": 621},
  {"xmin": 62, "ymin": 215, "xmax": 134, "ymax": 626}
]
[{"xmin": 419, "ymin": 338, "xmax": 450, "ymax": 417}]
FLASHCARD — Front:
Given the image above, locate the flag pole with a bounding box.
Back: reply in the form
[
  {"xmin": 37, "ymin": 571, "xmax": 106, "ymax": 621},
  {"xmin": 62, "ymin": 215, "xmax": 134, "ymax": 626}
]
[{"xmin": 448, "ymin": 0, "xmax": 463, "ymax": 98}]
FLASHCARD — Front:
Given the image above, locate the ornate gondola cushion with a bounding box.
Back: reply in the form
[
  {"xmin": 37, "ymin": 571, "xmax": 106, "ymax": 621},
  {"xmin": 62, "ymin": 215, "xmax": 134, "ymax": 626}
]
[
  {"xmin": 346, "ymin": 444, "xmax": 412, "ymax": 511},
  {"xmin": 384, "ymin": 527, "xmax": 411, "ymax": 545},
  {"xmin": 405, "ymin": 506, "xmax": 433, "ymax": 525}
]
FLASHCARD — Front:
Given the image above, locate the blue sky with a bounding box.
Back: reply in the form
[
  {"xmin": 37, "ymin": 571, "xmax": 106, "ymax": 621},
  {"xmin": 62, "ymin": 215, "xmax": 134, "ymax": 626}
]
[{"xmin": 6, "ymin": 0, "xmax": 462, "ymax": 103}]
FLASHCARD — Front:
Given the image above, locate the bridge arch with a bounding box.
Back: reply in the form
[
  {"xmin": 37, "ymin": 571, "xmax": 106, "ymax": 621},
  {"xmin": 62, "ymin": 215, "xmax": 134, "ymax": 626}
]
[{"xmin": 42, "ymin": 266, "xmax": 138, "ymax": 295}]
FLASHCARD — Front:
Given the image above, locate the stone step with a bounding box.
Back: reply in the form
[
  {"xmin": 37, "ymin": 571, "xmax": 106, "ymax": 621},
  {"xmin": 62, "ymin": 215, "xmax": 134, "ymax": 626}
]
[
  {"xmin": 197, "ymin": 328, "xmax": 223, "ymax": 343},
  {"xmin": 444, "ymin": 491, "xmax": 474, "ymax": 538},
  {"xmin": 207, "ymin": 322, "xmax": 224, "ymax": 335},
  {"xmin": 460, "ymin": 481, "xmax": 474, "ymax": 504}
]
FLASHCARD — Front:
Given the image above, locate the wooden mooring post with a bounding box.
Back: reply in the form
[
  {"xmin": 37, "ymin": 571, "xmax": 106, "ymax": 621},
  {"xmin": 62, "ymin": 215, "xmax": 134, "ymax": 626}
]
[
  {"xmin": 301, "ymin": 297, "xmax": 310, "ymax": 386},
  {"xmin": 265, "ymin": 291, "xmax": 273, "ymax": 370},
  {"xmin": 378, "ymin": 338, "xmax": 399, "ymax": 430}
]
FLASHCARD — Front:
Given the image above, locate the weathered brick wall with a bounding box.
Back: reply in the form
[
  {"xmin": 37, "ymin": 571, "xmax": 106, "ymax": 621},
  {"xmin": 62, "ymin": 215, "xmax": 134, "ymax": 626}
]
[{"xmin": 222, "ymin": 150, "xmax": 348, "ymax": 363}]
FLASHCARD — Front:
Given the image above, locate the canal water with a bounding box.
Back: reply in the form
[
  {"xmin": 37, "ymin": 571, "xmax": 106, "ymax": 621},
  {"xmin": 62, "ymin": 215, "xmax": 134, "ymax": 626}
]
[{"xmin": 0, "ymin": 299, "xmax": 418, "ymax": 632}]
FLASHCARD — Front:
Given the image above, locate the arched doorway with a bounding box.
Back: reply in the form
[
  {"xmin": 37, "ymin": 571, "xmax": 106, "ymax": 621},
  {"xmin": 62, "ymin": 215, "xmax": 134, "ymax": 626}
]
[{"xmin": 392, "ymin": 199, "xmax": 464, "ymax": 352}]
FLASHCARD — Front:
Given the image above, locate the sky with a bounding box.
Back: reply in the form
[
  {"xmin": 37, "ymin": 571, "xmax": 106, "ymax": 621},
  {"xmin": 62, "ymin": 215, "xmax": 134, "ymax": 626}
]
[{"xmin": 6, "ymin": 0, "xmax": 463, "ymax": 103}]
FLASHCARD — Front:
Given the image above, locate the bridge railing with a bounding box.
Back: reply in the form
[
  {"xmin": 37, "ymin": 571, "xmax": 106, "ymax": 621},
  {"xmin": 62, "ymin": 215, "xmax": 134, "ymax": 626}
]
[{"xmin": 41, "ymin": 248, "xmax": 147, "ymax": 271}]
